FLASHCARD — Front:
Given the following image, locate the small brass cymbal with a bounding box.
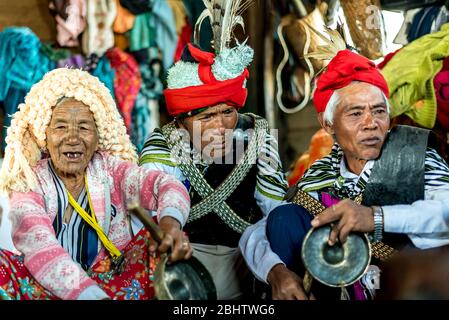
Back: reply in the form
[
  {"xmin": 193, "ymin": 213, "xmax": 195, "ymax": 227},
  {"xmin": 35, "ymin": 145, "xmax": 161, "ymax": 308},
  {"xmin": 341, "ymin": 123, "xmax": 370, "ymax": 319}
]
[{"xmin": 302, "ymin": 225, "xmax": 371, "ymax": 287}]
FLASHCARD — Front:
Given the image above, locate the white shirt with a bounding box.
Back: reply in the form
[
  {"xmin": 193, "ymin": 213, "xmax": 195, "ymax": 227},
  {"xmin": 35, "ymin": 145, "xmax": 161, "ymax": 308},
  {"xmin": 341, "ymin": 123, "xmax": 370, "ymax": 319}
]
[{"xmin": 323, "ymin": 157, "xmax": 449, "ymax": 249}]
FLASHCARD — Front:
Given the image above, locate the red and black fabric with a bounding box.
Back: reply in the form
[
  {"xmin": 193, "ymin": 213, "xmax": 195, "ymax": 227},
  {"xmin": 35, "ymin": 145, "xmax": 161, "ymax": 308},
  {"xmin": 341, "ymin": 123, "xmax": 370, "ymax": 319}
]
[{"xmin": 313, "ymin": 49, "xmax": 389, "ymax": 113}]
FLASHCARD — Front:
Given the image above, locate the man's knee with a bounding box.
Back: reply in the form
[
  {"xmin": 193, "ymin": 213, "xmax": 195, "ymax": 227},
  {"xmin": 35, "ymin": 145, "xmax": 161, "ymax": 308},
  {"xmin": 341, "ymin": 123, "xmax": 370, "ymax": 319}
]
[{"xmin": 267, "ymin": 203, "xmax": 313, "ymax": 240}]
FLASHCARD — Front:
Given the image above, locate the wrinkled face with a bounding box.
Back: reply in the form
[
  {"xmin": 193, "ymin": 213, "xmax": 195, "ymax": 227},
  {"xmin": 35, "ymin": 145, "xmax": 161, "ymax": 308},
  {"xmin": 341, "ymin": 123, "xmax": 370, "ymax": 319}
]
[
  {"xmin": 46, "ymin": 99, "xmax": 99, "ymax": 177},
  {"xmin": 321, "ymin": 82, "xmax": 390, "ymax": 166},
  {"xmin": 179, "ymin": 103, "xmax": 238, "ymax": 159}
]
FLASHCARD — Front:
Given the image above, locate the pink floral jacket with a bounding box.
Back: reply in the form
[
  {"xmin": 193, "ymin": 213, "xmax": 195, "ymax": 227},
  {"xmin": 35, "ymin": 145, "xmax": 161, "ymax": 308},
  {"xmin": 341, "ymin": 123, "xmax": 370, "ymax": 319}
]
[{"xmin": 8, "ymin": 152, "xmax": 190, "ymax": 299}]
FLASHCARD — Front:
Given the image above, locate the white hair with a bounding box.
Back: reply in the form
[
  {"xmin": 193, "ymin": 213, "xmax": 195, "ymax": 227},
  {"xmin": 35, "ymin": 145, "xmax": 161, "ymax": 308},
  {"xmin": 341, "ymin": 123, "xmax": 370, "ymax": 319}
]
[
  {"xmin": 323, "ymin": 81, "xmax": 390, "ymax": 125},
  {"xmin": 0, "ymin": 68, "xmax": 137, "ymax": 194}
]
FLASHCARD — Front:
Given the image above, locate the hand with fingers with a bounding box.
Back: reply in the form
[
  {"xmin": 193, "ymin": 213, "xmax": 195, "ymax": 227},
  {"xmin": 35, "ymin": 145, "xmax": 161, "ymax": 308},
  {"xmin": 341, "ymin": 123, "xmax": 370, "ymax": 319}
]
[
  {"xmin": 149, "ymin": 216, "xmax": 193, "ymax": 262},
  {"xmin": 311, "ymin": 199, "xmax": 375, "ymax": 245},
  {"xmin": 267, "ymin": 264, "xmax": 315, "ymax": 300}
]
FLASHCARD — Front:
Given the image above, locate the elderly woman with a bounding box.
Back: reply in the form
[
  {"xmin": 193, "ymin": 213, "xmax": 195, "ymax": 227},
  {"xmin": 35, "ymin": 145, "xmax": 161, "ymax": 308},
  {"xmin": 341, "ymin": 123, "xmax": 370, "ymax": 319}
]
[{"xmin": 0, "ymin": 68, "xmax": 191, "ymax": 300}]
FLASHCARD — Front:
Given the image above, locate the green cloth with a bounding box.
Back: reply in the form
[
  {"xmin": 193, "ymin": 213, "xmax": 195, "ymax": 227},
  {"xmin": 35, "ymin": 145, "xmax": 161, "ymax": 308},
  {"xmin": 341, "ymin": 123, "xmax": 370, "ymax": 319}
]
[
  {"xmin": 128, "ymin": 13, "xmax": 156, "ymax": 52},
  {"xmin": 382, "ymin": 23, "xmax": 449, "ymax": 128},
  {"xmin": 40, "ymin": 43, "xmax": 71, "ymax": 62}
]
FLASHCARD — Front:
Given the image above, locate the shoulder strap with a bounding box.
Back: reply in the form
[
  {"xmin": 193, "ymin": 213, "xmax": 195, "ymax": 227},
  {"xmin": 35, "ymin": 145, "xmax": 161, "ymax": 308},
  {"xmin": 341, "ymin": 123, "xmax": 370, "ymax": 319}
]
[{"xmin": 161, "ymin": 113, "xmax": 268, "ymax": 233}]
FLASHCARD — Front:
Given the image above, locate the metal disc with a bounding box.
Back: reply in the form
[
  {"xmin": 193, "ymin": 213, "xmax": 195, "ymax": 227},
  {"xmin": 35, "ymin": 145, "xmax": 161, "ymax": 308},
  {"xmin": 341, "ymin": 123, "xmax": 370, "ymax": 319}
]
[
  {"xmin": 155, "ymin": 255, "xmax": 217, "ymax": 300},
  {"xmin": 301, "ymin": 225, "xmax": 371, "ymax": 287}
]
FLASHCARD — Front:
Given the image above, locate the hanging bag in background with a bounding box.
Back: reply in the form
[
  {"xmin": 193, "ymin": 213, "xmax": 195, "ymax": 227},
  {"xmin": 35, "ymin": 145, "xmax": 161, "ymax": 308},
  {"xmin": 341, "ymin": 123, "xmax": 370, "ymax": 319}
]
[
  {"xmin": 380, "ymin": 0, "xmax": 445, "ymax": 11},
  {"xmin": 340, "ymin": 0, "xmax": 386, "ymax": 60},
  {"xmin": 275, "ymin": 1, "xmax": 329, "ymax": 114}
]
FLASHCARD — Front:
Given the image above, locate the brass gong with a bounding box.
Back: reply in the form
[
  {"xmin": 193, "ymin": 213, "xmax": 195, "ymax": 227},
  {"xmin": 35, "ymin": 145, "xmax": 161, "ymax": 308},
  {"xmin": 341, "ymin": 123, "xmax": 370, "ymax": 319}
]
[
  {"xmin": 129, "ymin": 205, "xmax": 217, "ymax": 300},
  {"xmin": 301, "ymin": 225, "xmax": 371, "ymax": 287},
  {"xmin": 154, "ymin": 254, "xmax": 216, "ymax": 300}
]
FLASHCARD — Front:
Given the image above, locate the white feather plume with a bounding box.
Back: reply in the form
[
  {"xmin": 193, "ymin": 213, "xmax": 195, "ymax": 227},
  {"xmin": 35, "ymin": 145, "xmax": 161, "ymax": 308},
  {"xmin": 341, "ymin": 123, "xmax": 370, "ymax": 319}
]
[{"xmin": 194, "ymin": 0, "xmax": 255, "ymax": 53}]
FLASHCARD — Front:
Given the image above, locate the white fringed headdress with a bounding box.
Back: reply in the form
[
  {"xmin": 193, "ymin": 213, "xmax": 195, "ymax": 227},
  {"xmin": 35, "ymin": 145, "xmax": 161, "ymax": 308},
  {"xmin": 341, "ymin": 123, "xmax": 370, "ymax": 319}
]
[
  {"xmin": 167, "ymin": 0, "xmax": 255, "ymax": 90},
  {"xmin": 0, "ymin": 68, "xmax": 137, "ymax": 194}
]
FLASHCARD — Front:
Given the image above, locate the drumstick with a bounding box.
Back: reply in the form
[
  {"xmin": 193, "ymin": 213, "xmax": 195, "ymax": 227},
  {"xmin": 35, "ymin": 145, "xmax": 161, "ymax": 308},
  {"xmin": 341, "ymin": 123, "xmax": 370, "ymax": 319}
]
[{"xmin": 128, "ymin": 204, "xmax": 164, "ymax": 243}]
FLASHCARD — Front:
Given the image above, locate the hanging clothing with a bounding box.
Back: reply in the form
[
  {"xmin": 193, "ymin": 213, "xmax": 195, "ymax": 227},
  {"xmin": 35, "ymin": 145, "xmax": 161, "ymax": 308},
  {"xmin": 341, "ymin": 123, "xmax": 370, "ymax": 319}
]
[
  {"xmin": 394, "ymin": 8, "xmax": 421, "ymax": 45},
  {"xmin": 49, "ymin": 0, "xmax": 87, "ymax": 47},
  {"xmin": 0, "ymin": 27, "xmax": 54, "ymax": 101},
  {"xmin": 167, "ymin": 0, "xmax": 188, "ymax": 35},
  {"xmin": 90, "ymin": 55, "xmax": 116, "ymax": 99},
  {"xmin": 131, "ymin": 60, "xmax": 163, "ymax": 152},
  {"xmin": 128, "ymin": 0, "xmax": 177, "ymax": 70},
  {"xmin": 105, "ymin": 47, "xmax": 141, "ymax": 132},
  {"xmin": 0, "ymin": 27, "xmax": 55, "ymax": 151},
  {"xmin": 84, "ymin": 53, "xmax": 101, "ymax": 72},
  {"xmin": 433, "ymin": 5, "xmax": 449, "ymax": 32},
  {"xmin": 82, "ymin": 0, "xmax": 116, "ymax": 56},
  {"xmin": 128, "ymin": 13, "xmax": 156, "ymax": 52},
  {"xmin": 407, "ymin": 6, "xmax": 442, "ymax": 42},
  {"xmin": 113, "ymin": 0, "xmax": 135, "ymax": 34},
  {"xmin": 57, "ymin": 54, "xmax": 85, "ymax": 68},
  {"xmin": 382, "ymin": 22, "xmax": 449, "ymax": 128},
  {"xmin": 119, "ymin": 0, "xmax": 153, "ymax": 15},
  {"xmin": 434, "ymin": 57, "xmax": 449, "ymax": 130},
  {"xmin": 114, "ymin": 33, "xmax": 129, "ymax": 51},
  {"xmin": 131, "ymin": 92, "xmax": 151, "ymax": 153},
  {"xmin": 287, "ymin": 129, "xmax": 334, "ymax": 186},
  {"xmin": 40, "ymin": 43, "xmax": 71, "ymax": 62}
]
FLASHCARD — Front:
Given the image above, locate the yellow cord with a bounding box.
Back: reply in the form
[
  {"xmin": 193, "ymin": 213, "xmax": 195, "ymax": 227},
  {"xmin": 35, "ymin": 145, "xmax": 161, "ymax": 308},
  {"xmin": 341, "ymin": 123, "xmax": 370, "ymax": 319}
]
[{"xmin": 66, "ymin": 175, "xmax": 121, "ymax": 258}]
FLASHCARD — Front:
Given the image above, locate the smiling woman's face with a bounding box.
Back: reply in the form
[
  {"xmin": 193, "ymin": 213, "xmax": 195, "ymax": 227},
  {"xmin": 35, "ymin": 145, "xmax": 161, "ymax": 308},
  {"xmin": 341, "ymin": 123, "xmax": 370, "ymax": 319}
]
[{"xmin": 46, "ymin": 98, "xmax": 99, "ymax": 178}]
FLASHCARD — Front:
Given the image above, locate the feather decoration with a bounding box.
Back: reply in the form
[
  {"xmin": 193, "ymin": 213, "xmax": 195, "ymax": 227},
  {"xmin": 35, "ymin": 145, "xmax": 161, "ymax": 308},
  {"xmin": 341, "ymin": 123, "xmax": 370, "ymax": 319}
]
[
  {"xmin": 194, "ymin": 0, "xmax": 255, "ymax": 53},
  {"xmin": 303, "ymin": 21, "xmax": 348, "ymax": 61}
]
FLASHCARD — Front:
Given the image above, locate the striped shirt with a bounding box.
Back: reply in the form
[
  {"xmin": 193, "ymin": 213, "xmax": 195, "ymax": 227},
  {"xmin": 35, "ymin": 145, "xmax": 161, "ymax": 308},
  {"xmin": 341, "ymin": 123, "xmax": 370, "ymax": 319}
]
[
  {"xmin": 298, "ymin": 143, "xmax": 449, "ymax": 199},
  {"xmin": 49, "ymin": 163, "xmax": 117, "ymax": 271}
]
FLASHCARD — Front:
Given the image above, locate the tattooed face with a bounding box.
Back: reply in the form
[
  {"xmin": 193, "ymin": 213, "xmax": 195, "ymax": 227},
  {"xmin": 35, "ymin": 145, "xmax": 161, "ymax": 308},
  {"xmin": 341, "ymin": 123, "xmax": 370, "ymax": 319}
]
[
  {"xmin": 178, "ymin": 103, "xmax": 238, "ymax": 160},
  {"xmin": 46, "ymin": 98, "xmax": 99, "ymax": 178}
]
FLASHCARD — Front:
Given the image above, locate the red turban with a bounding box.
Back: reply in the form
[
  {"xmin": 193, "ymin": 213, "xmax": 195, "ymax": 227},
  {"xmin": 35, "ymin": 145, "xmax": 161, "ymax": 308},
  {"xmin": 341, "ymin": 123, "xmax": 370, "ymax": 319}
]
[
  {"xmin": 164, "ymin": 44, "xmax": 249, "ymax": 116},
  {"xmin": 313, "ymin": 49, "xmax": 389, "ymax": 113}
]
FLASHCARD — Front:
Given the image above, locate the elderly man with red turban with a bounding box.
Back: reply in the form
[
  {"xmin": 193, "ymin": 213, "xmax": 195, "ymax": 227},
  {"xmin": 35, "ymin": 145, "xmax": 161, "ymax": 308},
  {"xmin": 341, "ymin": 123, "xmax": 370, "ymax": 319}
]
[{"xmin": 265, "ymin": 49, "xmax": 449, "ymax": 300}]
